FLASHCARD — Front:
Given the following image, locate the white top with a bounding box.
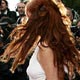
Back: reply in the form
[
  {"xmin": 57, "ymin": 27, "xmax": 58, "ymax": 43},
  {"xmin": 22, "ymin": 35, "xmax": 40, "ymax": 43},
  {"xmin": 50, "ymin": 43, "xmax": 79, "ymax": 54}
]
[{"xmin": 27, "ymin": 46, "xmax": 46, "ymax": 80}]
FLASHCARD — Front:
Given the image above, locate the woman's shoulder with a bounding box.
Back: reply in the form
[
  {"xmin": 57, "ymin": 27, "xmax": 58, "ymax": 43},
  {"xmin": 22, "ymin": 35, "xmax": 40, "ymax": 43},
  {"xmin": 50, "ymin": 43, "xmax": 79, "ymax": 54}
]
[
  {"xmin": 38, "ymin": 42, "xmax": 54, "ymax": 59},
  {"xmin": 38, "ymin": 42, "xmax": 58, "ymax": 80}
]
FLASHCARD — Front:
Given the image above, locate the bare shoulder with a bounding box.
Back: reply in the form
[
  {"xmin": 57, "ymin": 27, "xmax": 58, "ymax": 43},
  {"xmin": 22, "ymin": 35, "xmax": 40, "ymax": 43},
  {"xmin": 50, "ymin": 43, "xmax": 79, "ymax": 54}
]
[
  {"xmin": 38, "ymin": 43, "xmax": 58, "ymax": 80},
  {"xmin": 39, "ymin": 43, "xmax": 53, "ymax": 57},
  {"xmin": 38, "ymin": 43, "xmax": 54, "ymax": 67}
]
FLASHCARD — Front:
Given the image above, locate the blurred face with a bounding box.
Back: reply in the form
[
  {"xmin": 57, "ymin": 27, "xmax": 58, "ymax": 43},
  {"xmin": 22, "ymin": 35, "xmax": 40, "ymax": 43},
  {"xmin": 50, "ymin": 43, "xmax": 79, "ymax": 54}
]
[
  {"xmin": 67, "ymin": 9, "xmax": 73, "ymax": 22},
  {"xmin": 76, "ymin": 36, "xmax": 80, "ymax": 43},
  {"xmin": 17, "ymin": 3, "xmax": 25, "ymax": 16},
  {"xmin": 77, "ymin": 21, "xmax": 80, "ymax": 28},
  {"xmin": 1, "ymin": 0, "xmax": 7, "ymax": 11}
]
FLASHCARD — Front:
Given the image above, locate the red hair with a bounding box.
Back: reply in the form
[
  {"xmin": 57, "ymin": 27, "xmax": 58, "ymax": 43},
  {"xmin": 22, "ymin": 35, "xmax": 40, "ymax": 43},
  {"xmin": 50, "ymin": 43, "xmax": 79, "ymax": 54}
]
[{"xmin": 0, "ymin": 0, "xmax": 80, "ymax": 80}]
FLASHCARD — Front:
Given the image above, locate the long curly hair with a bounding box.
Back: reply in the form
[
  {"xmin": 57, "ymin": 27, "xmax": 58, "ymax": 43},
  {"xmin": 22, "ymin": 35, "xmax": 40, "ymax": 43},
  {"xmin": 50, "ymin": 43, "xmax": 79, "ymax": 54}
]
[{"xmin": 0, "ymin": 0, "xmax": 80, "ymax": 80}]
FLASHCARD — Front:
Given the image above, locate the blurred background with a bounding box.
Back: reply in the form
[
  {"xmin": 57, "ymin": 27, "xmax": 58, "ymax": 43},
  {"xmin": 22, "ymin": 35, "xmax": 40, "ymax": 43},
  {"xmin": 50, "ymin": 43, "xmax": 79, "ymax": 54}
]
[
  {"xmin": 7, "ymin": 0, "xmax": 80, "ymax": 15},
  {"xmin": 7, "ymin": 0, "xmax": 28, "ymax": 11},
  {"xmin": 62, "ymin": 0, "xmax": 80, "ymax": 14}
]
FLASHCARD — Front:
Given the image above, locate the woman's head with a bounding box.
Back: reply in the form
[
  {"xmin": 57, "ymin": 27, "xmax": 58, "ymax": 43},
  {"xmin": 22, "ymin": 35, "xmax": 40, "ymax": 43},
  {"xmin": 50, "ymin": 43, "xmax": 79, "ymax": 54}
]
[
  {"xmin": 25, "ymin": 0, "xmax": 61, "ymax": 18},
  {"xmin": 25, "ymin": 0, "xmax": 71, "ymax": 44},
  {"xmin": 25, "ymin": 0, "xmax": 64, "ymax": 38}
]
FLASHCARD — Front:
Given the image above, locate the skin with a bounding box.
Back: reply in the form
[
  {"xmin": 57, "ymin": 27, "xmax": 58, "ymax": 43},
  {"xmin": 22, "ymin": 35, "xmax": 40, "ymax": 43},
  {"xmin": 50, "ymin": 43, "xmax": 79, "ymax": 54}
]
[
  {"xmin": 67, "ymin": 8, "xmax": 73, "ymax": 22},
  {"xmin": 77, "ymin": 21, "xmax": 80, "ymax": 28},
  {"xmin": 37, "ymin": 43, "xmax": 58, "ymax": 80}
]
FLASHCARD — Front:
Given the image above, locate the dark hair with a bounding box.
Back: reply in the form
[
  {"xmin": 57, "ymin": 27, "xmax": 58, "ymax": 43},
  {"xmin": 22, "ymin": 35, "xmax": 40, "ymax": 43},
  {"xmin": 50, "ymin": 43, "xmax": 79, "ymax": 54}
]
[
  {"xmin": 2, "ymin": 0, "xmax": 8, "ymax": 6},
  {"xmin": 75, "ymin": 29, "xmax": 80, "ymax": 37},
  {"xmin": 0, "ymin": 0, "xmax": 2, "ymax": 5},
  {"xmin": 0, "ymin": 0, "xmax": 80, "ymax": 80}
]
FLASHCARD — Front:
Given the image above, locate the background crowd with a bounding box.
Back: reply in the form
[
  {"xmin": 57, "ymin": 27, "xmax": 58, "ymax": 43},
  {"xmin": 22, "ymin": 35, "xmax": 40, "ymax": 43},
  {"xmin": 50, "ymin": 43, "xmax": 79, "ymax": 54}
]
[{"xmin": 0, "ymin": 0, "xmax": 80, "ymax": 80}]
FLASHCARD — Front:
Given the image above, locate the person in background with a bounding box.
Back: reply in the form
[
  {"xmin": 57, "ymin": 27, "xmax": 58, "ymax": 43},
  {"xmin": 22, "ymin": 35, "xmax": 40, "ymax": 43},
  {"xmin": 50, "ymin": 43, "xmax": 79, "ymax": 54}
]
[
  {"xmin": 0, "ymin": 0, "xmax": 17, "ymax": 45},
  {"xmin": 67, "ymin": 7, "xmax": 73, "ymax": 23},
  {"xmin": 0, "ymin": 0, "xmax": 17, "ymax": 23},
  {"xmin": 76, "ymin": 18, "xmax": 80, "ymax": 29},
  {"xmin": 0, "ymin": 0, "xmax": 4, "ymax": 52},
  {"xmin": 16, "ymin": 2, "xmax": 26, "ymax": 25},
  {"xmin": 0, "ymin": 0, "xmax": 80, "ymax": 80},
  {"xmin": 74, "ymin": 19, "xmax": 80, "ymax": 51}
]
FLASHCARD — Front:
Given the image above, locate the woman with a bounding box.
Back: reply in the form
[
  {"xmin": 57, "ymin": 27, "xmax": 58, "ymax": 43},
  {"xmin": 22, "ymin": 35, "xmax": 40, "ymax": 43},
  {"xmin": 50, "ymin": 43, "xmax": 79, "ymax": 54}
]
[{"xmin": 0, "ymin": 0, "xmax": 80, "ymax": 80}]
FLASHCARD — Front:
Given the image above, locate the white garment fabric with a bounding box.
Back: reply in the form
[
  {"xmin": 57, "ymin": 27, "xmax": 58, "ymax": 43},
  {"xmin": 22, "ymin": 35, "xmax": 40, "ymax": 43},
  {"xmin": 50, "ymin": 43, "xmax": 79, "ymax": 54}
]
[{"xmin": 27, "ymin": 46, "xmax": 46, "ymax": 80}]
